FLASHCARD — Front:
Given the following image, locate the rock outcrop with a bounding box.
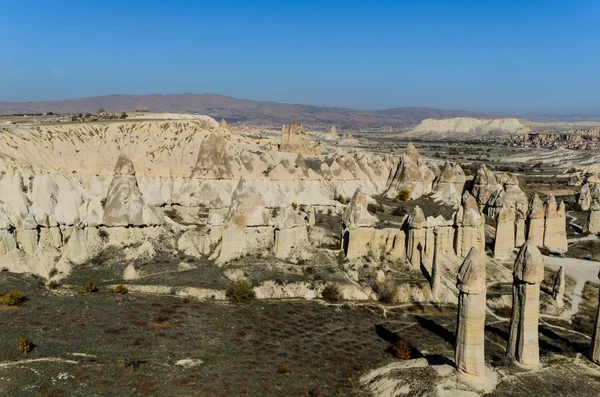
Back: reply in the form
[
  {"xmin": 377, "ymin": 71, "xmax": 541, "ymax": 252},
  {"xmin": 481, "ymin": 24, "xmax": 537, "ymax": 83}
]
[
  {"xmin": 471, "ymin": 164, "xmax": 501, "ymax": 206},
  {"xmin": 406, "ymin": 206, "xmax": 426, "ymax": 266},
  {"xmin": 274, "ymin": 206, "xmax": 309, "ymax": 260},
  {"xmin": 385, "ymin": 143, "xmax": 435, "ymax": 200},
  {"xmin": 591, "ymin": 270, "xmax": 600, "ymax": 364},
  {"xmin": 552, "ymin": 266, "xmax": 565, "ymax": 308},
  {"xmin": 431, "ymin": 161, "xmax": 466, "ymax": 207},
  {"xmin": 280, "ymin": 122, "xmax": 320, "ymax": 155},
  {"xmin": 507, "ymin": 241, "xmax": 544, "ymax": 368},
  {"xmin": 542, "ymin": 196, "xmax": 567, "ymax": 252},
  {"xmin": 103, "ymin": 155, "xmax": 164, "ymax": 227},
  {"xmin": 494, "ymin": 205, "xmax": 515, "ymax": 260},
  {"xmin": 585, "ymin": 200, "xmax": 600, "ymax": 234},
  {"xmin": 408, "ymin": 117, "xmax": 527, "ymax": 138},
  {"xmin": 455, "ymin": 247, "xmax": 487, "ymax": 381},
  {"xmin": 526, "ymin": 194, "xmax": 545, "ymax": 247},
  {"xmin": 455, "ymin": 193, "xmax": 485, "ymax": 257}
]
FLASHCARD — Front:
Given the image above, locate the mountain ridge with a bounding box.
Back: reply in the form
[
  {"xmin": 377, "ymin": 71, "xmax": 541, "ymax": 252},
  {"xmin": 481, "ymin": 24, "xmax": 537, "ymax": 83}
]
[{"xmin": 0, "ymin": 93, "xmax": 497, "ymax": 130}]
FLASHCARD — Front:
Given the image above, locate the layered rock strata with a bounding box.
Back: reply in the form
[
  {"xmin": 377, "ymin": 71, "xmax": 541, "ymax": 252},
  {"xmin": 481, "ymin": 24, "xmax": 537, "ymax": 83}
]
[
  {"xmin": 494, "ymin": 205, "xmax": 515, "ymax": 260},
  {"xmin": 455, "ymin": 247, "xmax": 487, "ymax": 380},
  {"xmin": 507, "ymin": 241, "xmax": 544, "ymax": 368}
]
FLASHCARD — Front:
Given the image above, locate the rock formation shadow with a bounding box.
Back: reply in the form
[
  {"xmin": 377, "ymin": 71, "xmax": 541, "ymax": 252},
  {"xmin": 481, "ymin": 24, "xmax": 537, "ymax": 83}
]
[{"xmin": 415, "ymin": 316, "xmax": 455, "ymax": 346}]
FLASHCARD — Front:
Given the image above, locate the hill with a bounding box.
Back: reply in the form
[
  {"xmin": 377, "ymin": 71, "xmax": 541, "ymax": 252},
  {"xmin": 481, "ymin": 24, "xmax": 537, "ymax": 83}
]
[{"xmin": 0, "ymin": 93, "xmax": 494, "ymax": 130}]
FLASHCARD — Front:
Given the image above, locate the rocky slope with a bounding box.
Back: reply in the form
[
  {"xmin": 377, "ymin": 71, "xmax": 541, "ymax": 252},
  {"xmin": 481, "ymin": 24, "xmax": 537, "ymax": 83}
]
[{"xmin": 406, "ymin": 117, "xmax": 528, "ymax": 138}]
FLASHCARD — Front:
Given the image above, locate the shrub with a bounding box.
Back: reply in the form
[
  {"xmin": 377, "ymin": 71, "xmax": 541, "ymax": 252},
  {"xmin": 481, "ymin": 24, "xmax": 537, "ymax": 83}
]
[
  {"xmin": 87, "ymin": 280, "xmax": 98, "ymax": 294},
  {"xmin": 0, "ymin": 290, "xmax": 25, "ymax": 306},
  {"xmin": 164, "ymin": 208, "xmax": 183, "ymax": 222},
  {"xmin": 373, "ymin": 278, "xmax": 398, "ymax": 304},
  {"xmin": 277, "ymin": 364, "xmax": 290, "ymax": 374},
  {"xmin": 98, "ymin": 229, "xmax": 109, "ymax": 242},
  {"xmin": 321, "ymin": 283, "xmax": 343, "ymax": 303},
  {"xmin": 48, "ymin": 280, "xmax": 60, "ymax": 290},
  {"xmin": 225, "ymin": 279, "xmax": 256, "ymax": 303},
  {"xmin": 336, "ymin": 194, "xmax": 346, "ymax": 204},
  {"xmin": 390, "ymin": 338, "xmax": 411, "ymax": 360},
  {"xmin": 18, "ymin": 336, "xmax": 31, "ymax": 354},
  {"xmin": 494, "ymin": 305, "xmax": 512, "ymax": 317},
  {"xmin": 367, "ymin": 203, "xmax": 384, "ymax": 213},
  {"xmin": 396, "ymin": 189, "xmax": 410, "ymax": 202},
  {"xmin": 291, "ymin": 202, "xmax": 298, "ymax": 210},
  {"xmin": 114, "ymin": 284, "xmax": 129, "ymax": 295}
]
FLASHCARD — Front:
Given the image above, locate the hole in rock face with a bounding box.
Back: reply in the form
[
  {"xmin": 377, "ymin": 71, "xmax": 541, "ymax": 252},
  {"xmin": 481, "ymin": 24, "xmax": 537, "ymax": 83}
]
[{"xmin": 342, "ymin": 231, "xmax": 350, "ymax": 256}]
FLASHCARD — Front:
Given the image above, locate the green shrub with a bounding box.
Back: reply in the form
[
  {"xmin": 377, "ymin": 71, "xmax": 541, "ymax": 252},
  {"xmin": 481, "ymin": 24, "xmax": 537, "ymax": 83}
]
[
  {"xmin": 321, "ymin": 283, "xmax": 343, "ymax": 303},
  {"xmin": 0, "ymin": 290, "xmax": 25, "ymax": 306},
  {"xmin": 373, "ymin": 278, "xmax": 398, "ymax": 304},
  {"xmin": 277, "ymin": 364, "xmax": 290, "ymax": 374},
  {"xmin": 226, "ymin": 279, "xmax": 256, "ymax": 303},
  {"xmin": 367, "ymin": 203, "xmax": 384, "ymax": 214},
  {"xmin": 18, "ymin": 336, "xmax": 31, "ymax": 354},
  {"xmin": 396, "ymin": 189, "xmax": 410, "ymax": 202},
  {"xmin": 87, "ymin": 280, "xmax": 98, "ymax": 294}
]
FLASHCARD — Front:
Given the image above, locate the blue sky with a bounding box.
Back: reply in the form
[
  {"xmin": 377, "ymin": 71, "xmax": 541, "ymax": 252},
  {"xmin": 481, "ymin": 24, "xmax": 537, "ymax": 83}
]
[{"xmin": 1, "ymin": 0, "xmax": 599, "ymax": 114}]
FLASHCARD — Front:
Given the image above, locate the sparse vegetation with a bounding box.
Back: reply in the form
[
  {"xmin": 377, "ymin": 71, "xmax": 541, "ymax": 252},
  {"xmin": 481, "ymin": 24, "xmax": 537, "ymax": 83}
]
[
  {"xmin": 291, "ymin": 202, "xmax": 298, "ymax": 210},
  {"xmin": 87, "ymin": 280, "xmax": 98, "ymax": 294},
  {"xmin": 17, "ymin": 336, "xmax": 31, "ymax": 354},
  {"xmin": 277, "ymin": 364, "xmax": 290, "ymax": 374},
  {"xmin": 336, "ymin": 194, "xmax": 346, "ymax": 205},
  {"xmin": 98, "ymin": 228, "xmax": 109, "ymax": 242},
  {"xmin": 0, "ymin": 290, "xmax": 26, "ymax": 306},
  {"xmin": 321, "ymin": 283, "xmax": 343, "ymax": 303},
  {"xmin": 390, "ymin": 338, "xmax": 411, "ymax": 359},
  {"xmin": 225, "ymin": 279, "xmax": 256, "ymax": 303},
  {"xmin": 114, "ymin": 284, "xmax": 129, "ymax": 295},
  {"xmin": 372, "ymin": 278, "xmax": 398, "ymax": 304},
  {"xmin": 164, "ymin": 208, "xmax": 183, "ymax": 222},
  {"xmin": 396, "ymin": 189, "xmax": 410, "ymax": 202},
  {"xmin": 367, "ymin": 203, "xmax": 384, "ymax": 214},
  {"xmin": 494, "ymin": 305, "xmax": 512, "ymax": 318}
]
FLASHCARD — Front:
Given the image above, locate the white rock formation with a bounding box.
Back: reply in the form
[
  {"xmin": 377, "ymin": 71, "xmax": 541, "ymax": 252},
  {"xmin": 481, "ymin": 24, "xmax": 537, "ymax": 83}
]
[
  {"xmin": 552, "ymin": 266, "xmax": 565, "ymax": 309},
  {"xmin": 455, "ymin": 247, "xmax": 487, "ymax": 381},
  {"xmin": 591, "ymin": 270, "xmax": 600, "ymax": 365},
  {"xmin": 408, "ymin": 117, "xmax": 527, "ymax": 138},
  {"xmin": 471, "ymin": 164, "xmax": 501, "ymax": 206},
  {"xmin": 585, "ymin": 200, "xmax": 600, "ymax": 234},
  {"xmin": 386, "ymin": 143, "xmax": 435, "ymax": 200},
  {"xmin": 507, "ymin": 241, "xmax": 544, "ymax": 368},
  {"xmin": 274, "ymin": 206, "xmax": 309, "ymax": 260},
  {"xmin": 280, "ymin": 122, "xmax": 320, "ymax": 155},
  {"xmin": 431, "ymin": 161, "xmax": 466, "ymax": 207},
  {"xmin": 407, "ymin": 206, "xmax": 426, "ymax": 267},
  {"xmin": 455, "ymin": 192, "xmax": 485, "ymax": 258},
  {"xmin": 494, "ymin": 205, "xmax": 515, "ymax": 260},
  {"xmin": 543, "ymin": 196, "xmax": 567, "ymax": 252},
  {"xmin": 526, "ymin": 194, "xmax": 545, "ymax": 247}
]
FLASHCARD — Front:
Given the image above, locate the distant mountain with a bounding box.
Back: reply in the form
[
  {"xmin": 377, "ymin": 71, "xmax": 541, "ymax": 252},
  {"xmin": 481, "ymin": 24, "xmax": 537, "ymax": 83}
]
[{"xmin": 0, "ymin": 93, "xmax": 495, "ymax": 130}]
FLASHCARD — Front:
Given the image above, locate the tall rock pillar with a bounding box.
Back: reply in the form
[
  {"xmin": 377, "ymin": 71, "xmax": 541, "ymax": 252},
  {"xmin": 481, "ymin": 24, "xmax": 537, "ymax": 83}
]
[
  {"xmin": 455, "ymin": 247, "xmax": 487, "ymax": 380},
  {"xmin": 590, "ymin": 271, "xmax": 600, "ymax": 364},
  {"xmin": 552, "ymin": 266, "xmax": 565, "ymax": 309},
  {"xmin": 526, "ymin": 194, "xmax": 545, "ymax": 247},
  {"xmin": 507, "ymin": 241, "xmax": 544, "ymax": 368},
  {"xmin": 494, "ymin": 205, "xmax": 515, "ymax": 260}
]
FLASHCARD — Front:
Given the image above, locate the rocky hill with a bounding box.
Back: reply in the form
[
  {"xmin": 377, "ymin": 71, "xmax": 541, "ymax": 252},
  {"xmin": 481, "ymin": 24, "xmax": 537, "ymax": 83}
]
[
  {"xmin": 0, "ymin": 93, "xmax": 493, "ymax": 130},
  {"xmin": 406, "ymin": 117, "xmax": 528, "ymax": 138}
]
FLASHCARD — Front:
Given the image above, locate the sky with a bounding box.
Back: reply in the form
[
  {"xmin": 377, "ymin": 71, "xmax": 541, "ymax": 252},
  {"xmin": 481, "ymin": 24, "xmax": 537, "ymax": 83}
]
[{"xmin": 1, "ymin": 0, "xmax": 599, "ymax": 114}]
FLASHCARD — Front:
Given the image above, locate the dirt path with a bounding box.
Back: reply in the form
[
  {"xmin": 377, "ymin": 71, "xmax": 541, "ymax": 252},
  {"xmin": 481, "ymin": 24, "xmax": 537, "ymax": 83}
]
[{"xmin": 544, "ymin": 255, "xmax": 600, "ymax": 318}]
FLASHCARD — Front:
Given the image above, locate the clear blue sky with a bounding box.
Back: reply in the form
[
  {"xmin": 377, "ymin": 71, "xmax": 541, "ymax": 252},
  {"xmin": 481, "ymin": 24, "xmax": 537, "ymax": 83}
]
[{"xmin": 1, "ymin": 0, "xmax": 599, "ymax": 114}]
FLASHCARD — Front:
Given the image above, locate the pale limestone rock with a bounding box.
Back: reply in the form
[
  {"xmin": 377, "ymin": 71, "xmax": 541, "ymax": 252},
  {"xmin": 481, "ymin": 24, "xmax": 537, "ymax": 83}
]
[
  {"xmin": 62, "ymin": 225, "xmax": 89, "ymax": 265},
  {"xmin": 494, "ymin": 205, "xmax": 515, "ymax": 260},
  {"xmin": 191, "ymin": 133, "xmax": 235, "ymax": 179},
  {"xmin": 504, "ymin": 175, "xmax": 528, "ymax": 215},
  {"xmin": 543, "ymin": 196, "xmax": 567, "ymax": 252},
  {"xmin": 585, "ymin": 200, "xmax": 600, "ymax": 234},
  {"xmin": 342, "ymin": 188, "xmax": 377, "ymax": 230},
  {"xmin": 123, "ymin": 263, "xmax": 140, "ymax": 280},
  {"xmin": 455, "ymin": 247, "xmax": 487, "ymax": 381},
  {"xmin": 280, "ymin": 122, "xmax": 320, "ymax": 155},
  {"xmin": 591, "ymin": 271, "xmax": 600, "ymax": 364},
  {"xmin": 386, "ymin": 143, "xmax": 435, "ymax": 200},
  {"xmin": 407, "ymin": 206, "xmax": 426, "ymax": 267},
  {"xmin": 0, "ymin": 230, "xmax": 17, "ymax": 256},
  {"xmin": 471, "ymin": 164, "xmax": 501, "ymax": 205},
  {"xmin": 552, "ymin": 266, "xmax": 565, "ymax": 308},
  {"xmin": 103, "ymin": 155, "xmax": 164, "ymax": 226},
  {"xmin": 431, "ymin": 228, "xmax": 442, "ymax": 302},
  {"xmin": 526, "ymin": 194, "xmax": 545, "ymax": 247},
  {"xmin": 219, "ymin": 119, "xmax": 230, "ymax": 130},
  {"xmin": 455, "ymin": 192, "xmax": 485, "ymax": 257},
  {"xmin": 16, "ymin": 229, "xmax": 38, "ymax": 256},
  {"xmin": 274, "ymin": 206, "xmax": 309, "ymax": 260},
  {"xmin": 431, "ymin": 161, "xmax": 466, "ymax": 207},
  {"xmin": 507, "ymin": 241, "xmax": 544, "ymax": 368}
]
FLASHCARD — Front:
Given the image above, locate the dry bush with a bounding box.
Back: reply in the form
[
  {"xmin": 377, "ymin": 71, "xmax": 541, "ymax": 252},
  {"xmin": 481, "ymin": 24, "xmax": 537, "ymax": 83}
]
[
  {"xmin": 336, "ymin": 194, "xmax": 346, "ymax": 204},
  {"xmin": 114, "ymin": 285, "xmax": 129, "ymax": 295},
  {"xmin": 87, "ymin": 280, "xmax": 98, "ymax": 294},
  {"xmin": 277, "ymin": 364, "xmax": 290, "ymax": 374},
  {"xmin": 390, "ymin": 338, "xmax": 411, "ymax": 359},
  {"xmin": 321, "ymin": 283, "xmax": 343, "ymax": 303},
  {"xmin": 291, "ymin": 202, "xmax": 298, "ymax": 210},
  {"xmin": 0, "ymin": 290, "xmax": 25, "ymax": 306},
  {"xmin": 372, "ymin": 278, "xmax": 398, "ymax": 304},
  {"xmin": 18, "ymin": 336, "xmax": 31, "ymax": 354},
  {"xmin": 98, "ymin": 229, "xmax": 109, "ymax": 242},
  {"xmin": 164, "ymin": 208, "xmax": 183, "ymax": 222},
  {"xmin": 225, "ymin": 279, "xmax": 256, "ymax": 303}
]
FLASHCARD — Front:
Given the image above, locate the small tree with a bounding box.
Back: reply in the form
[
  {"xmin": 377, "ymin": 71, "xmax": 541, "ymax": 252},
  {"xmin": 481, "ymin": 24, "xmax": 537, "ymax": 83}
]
[
  {"xmin": 226, "ymin": 279, "xmax": 256, "ymax": 303},
  {"xmin": 396, "ymin": 189, "xmax": 410, "ymax": 202},
  {"xmin": 321, "ymin": 283, "xmax": 343, "ymax": 302}
]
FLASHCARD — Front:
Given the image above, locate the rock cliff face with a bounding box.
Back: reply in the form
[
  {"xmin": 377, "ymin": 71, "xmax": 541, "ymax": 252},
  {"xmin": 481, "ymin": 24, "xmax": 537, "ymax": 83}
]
[
  {"xmin": 385, "ymin": 143, "xmax": 435, "ymax": 200},
  {"xmin": 280, "ymin": 122, "xmax": 320, "ymax": 155},
  {"xmin": 407, "ymin": 117, "xmax": 528, "ymax": 138}
]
